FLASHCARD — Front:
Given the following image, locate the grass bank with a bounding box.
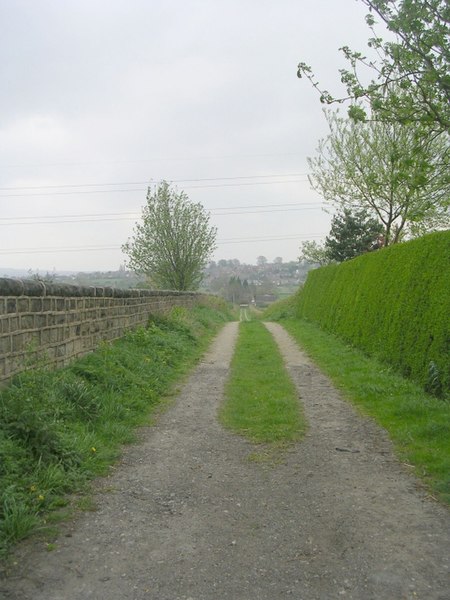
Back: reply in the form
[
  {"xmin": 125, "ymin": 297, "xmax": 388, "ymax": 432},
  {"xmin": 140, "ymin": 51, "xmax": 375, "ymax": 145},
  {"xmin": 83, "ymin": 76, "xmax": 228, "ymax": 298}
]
[
  {"xmin": 0, "ymin": 300, "xmax": 232, "ymax": 557},
  {"xmin": 273, "ymin": 317, "xmax": 450, "ymax": 505},
  {"xmin": 220, "ymin": 321, "xmax": 306, "ymax": 448}
]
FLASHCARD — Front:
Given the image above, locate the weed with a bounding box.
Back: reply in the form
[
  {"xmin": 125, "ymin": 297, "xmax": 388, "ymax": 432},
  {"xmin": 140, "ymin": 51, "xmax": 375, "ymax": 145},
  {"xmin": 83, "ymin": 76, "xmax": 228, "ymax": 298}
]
[
  {"xmin": 0, "ymin": 492, "xmax": 40, "ymax": 546},
  {"xmin": 45, "ymin": 543, "xmax": 57, "ymax": 552}
]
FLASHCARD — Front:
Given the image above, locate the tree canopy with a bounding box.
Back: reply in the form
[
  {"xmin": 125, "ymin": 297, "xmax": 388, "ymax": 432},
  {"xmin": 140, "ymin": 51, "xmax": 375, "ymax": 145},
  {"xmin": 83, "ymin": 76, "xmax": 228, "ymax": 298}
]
[
  {"xmin": 299, "ymin": 208, "xmax": 383, "ymax": 265},
  {"xmin": 122, "ymin": 182, "xmax": 217, "ymax": 291},
  {"xmin": 308, "ymin": 112, "xmax": 449, "ymax": 245},
  {"xmin": 298, "ymin": 240, "xmax": 330, "ymax": 266},
  {"xmin": 325, "ymin": 208, "xmax": 384, "ymax": 261},
  {"xmin": 298, "ymin": 0, "xmax": 450, "ymax": 131}
]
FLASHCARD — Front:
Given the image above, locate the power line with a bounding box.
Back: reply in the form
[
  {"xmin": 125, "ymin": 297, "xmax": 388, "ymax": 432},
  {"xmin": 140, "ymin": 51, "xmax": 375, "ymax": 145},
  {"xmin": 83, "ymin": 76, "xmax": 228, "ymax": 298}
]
[
  {"xmin": 219, "ymin": 233, "xmax": 324, "ymax": 242},
  {"xmin": 0, "ymin": 234, "xmax": 326, "ymax": 255},
  {"xmin": 0, "ymin": 178, "xmax": 309, "ymax": 198},
  {"xmin": 0, "ymin": 173, "xmax": 309, "ymax": 192},
  {"xmin": 0, "ymin": 207, "xmax": 325, "ymax": 227},
  {"xmin": 0, "ymin": 202, "xmax": 326, "ymax": 225}
]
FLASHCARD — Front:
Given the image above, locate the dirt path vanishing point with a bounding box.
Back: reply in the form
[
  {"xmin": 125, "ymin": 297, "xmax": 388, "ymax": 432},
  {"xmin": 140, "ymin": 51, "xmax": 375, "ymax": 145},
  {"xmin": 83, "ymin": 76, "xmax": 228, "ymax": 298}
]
[{"xmin": 1, "ymin": 321, "xmax": 449, "ymax": 600}]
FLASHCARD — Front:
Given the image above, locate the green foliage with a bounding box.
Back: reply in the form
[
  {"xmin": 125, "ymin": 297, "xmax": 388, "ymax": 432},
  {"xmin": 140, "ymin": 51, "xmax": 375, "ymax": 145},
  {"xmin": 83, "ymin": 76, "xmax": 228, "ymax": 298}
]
[
  {"xmin": 262, "ymin": 290, "xmax": 301, "ymax": 321},
  {"xmin": 296, "ymin": 231, "xmax": 450, "ymax": 397},
  {"xmin": 300, "ymin": 208, "xmax": 385, "ymax": 266},
  {"xmin": 298, "ymin": 0, "xmax": 450, "ymax": 131},
  {"xmin": 325, "ymin": 208, "xmax": 383, "ymax": 261},
  {"xmin": 308, "ymin": 112, "xmax": 449, "ymax": 245},
  {"xmin": 298, "ymin": 240, "xmax": 330, "ymax": 266},
  {"xmin": 279, "ymin": 318, "xmax": 450, "ymax": 504},
  {"xmin": 122, "ymin": 181, "xmax": 217, "ymax": 290},
  {"xmin": 0, "ymin": 301, "xmax": 231, "ymax": 556},
  {"xmin": 220, "ymin": 321, "xmax": 306, "ymax": 444}
]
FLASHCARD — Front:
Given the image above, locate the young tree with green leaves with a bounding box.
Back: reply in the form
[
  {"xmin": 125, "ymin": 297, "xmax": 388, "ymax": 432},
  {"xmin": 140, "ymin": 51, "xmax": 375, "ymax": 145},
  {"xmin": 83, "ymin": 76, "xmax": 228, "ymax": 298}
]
[
  {"xmin": 308, "ymin": 112, "xmax": 449, "ymax": 245},
  {"xmin": 298, "ymin": 240, "xmax": 330, "ymax": 266},
  {"xmin": 297, "ymin": 0, "xmax": 450, "ymax": 131},
  {"xmin": 122, "ymin": 182, "xmax": 217, "ymax": 291}
]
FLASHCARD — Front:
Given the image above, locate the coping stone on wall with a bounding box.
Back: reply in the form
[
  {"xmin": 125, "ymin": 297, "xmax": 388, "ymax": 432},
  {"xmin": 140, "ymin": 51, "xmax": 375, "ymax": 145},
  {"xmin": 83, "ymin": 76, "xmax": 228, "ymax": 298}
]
[{"xmin": 0, "ymin": 278, "xmax": 45, "ymax": 297}]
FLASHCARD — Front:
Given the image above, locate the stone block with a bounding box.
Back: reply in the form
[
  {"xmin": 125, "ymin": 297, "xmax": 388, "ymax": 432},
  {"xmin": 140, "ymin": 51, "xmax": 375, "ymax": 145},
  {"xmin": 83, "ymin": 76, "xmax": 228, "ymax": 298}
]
[
  {"xmin": 30, "ymin": 298, "xmax": 43, "ymax": 312},
  {"xmin": 55, "ymin": 313, "xmax": 66, "ymax": 325},
  {"xmin": 6, "ymin": 298, "xmax": 17, "ymax": 314},
  {"xmin": 20, "ymin": 314, "xmax": 35, "ymax": 330},
  {"xmin": 12, "ymin": 332, "xmax": 32, "ymax": 352},
  {"xmin": 35, "ymin": 314, "xmax": 47, "ymax": 328},
  {"xmin": 0, "ymin": 335, "xmax": 11, "ymax": 354},
  {"xmin": 17, "ymin": 298, "xmax": 30, "ymax": 313},
  {"xmin": 42, "ymin": 298, "xmax": 52, "ymax": 312},
  {"xmin": 8, "ymin": 316, "xmax": 19, "ymax": 332}
]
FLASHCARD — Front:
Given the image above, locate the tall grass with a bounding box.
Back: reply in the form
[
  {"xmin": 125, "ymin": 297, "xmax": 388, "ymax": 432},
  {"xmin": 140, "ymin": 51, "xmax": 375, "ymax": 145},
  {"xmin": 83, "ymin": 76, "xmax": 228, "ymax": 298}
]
[{"xmin": 0, "ymin": 301, "xmax": 232, "ymax": 556}]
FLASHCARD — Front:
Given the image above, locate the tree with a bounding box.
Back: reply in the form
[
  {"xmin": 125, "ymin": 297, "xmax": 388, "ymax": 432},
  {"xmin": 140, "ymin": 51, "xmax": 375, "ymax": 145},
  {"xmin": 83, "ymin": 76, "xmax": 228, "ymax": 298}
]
[
  {"xmin": 222, "ymin": 276, "xmax": 254, "ymax": 304},
  {"xmin": 122, "ymin": 181, "xmax": 217, "ymax": 291},
  {"xmin": 308, "ymin": 112, "xmax": 449, "ymax": 245},
  {"xmin": 257, "ymin": 255, "xmax": 268, "ymax": 266},
  {"xmin": 325, "ymin": 208, "xmax": 383, "ymax": 261},
  {"xmin": 298, "ymin": 240, "xmax": 330, "ymax": 266},
  {"xmin": 297, "ymin": 0, "xmax": 450, "ymax": 131}
]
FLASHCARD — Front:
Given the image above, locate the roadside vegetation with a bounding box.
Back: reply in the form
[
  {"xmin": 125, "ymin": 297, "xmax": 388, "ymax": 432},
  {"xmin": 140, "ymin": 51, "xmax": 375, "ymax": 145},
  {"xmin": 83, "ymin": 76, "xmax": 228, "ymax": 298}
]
[
  {"xmin": 265, "ymin": 297, "xmax": 450, "ymax": 504},
  {"xmin": 220, "ymin": 321, "xmax": 306, "ymax": 448},
  {"xmin": 0, "ymin": 300, "xmax": 232, "ymax": 557},
  {"xmin": 296, "ymin": 232, "xmax": 450, "ymax": 398}
]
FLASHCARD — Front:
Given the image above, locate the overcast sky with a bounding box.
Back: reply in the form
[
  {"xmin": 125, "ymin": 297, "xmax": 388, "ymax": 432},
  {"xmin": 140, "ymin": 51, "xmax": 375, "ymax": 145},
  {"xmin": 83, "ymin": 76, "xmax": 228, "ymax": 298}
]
[{"xmin": 0, "ymin": 0, "xmax": 376, "ymax": 272}]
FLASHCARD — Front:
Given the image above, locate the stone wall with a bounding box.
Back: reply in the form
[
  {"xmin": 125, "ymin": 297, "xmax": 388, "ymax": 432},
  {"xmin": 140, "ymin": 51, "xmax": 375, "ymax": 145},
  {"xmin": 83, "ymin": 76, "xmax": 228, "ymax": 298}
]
[{"xmin": 0, "ymin": 278, "xmax": 204, "ymax": 383}]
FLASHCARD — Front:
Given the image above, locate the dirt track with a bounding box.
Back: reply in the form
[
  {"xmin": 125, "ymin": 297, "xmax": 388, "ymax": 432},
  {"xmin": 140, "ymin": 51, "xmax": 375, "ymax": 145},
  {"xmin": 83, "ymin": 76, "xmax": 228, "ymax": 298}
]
[{"xmin": 1, "ymin": 321, "xmax": 449, "ymax": 600}]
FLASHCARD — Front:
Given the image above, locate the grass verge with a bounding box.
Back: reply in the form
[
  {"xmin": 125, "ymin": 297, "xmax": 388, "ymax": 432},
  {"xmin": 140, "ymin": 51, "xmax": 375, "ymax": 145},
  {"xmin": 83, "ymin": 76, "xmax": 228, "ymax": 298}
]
[
  {"xmin": 0, "ymin": 300, "xmax": 232, "ymax": 558},
  {"xmin": 220, "ymin": 321, "xmax": 306, "ymax": 448},
  {"xmin": 277, "ymin": 318, "xmax": 450, "ymax": 505}
]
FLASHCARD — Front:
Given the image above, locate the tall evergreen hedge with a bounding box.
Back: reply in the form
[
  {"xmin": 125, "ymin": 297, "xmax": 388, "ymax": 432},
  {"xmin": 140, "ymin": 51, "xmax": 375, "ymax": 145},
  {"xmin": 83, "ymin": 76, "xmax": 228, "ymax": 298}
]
[{"xmin": 297, "ymin": 231, "xmax": 450, "ymax": 396}]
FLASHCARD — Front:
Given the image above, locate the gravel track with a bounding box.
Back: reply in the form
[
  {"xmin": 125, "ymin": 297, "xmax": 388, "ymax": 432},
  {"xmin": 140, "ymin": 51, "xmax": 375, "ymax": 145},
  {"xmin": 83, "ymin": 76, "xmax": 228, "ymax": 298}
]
[{"xmin": 1, "ymin": 321, "xmax": 449, "ymax": 600}]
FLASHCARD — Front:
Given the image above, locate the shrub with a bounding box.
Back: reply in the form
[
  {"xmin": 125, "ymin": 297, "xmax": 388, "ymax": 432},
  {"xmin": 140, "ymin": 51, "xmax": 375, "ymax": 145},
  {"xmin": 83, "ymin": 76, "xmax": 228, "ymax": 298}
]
[{"xmin": 296, "ymin": 231, "xmax": 450, "ymax": 397}]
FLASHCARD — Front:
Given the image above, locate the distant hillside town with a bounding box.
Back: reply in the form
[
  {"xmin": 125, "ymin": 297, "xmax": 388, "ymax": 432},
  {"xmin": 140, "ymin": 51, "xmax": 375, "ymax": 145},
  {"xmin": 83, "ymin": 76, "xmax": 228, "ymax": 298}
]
[{"xmin": 1, "ymin": 257, "xmax": 314, "ymax": 307}]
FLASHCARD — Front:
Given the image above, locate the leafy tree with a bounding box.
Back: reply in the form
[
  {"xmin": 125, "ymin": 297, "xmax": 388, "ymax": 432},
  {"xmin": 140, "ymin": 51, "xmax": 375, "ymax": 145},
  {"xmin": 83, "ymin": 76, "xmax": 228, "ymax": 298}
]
[
  {"xmin": 297, "ymin": 0, "xmax": 450, "ymax": 131},
  {"xmin": 299, "ymin": 209, "xmax": 382, "ymax": 266},
  {"xmin": 257, "ymin": 255, "xmax": 268, "ymax": 266},
  {"xmin": 325, "ymin": 208, "xmax": 384, "ymax": 261},
  {"xmin": 224, "ymin": 276, "xmax": 254, "ymax": 304},
  {"xmin": 122, "ymin": 181, "xmax": 217, "ymax": 290},
  {"xmin": 298, "ymin": 240, "xmax": 330, "ymax": 266},
  {"xmin": 308, "ymin": 112, "xmax": 449, "ymax": 245}
]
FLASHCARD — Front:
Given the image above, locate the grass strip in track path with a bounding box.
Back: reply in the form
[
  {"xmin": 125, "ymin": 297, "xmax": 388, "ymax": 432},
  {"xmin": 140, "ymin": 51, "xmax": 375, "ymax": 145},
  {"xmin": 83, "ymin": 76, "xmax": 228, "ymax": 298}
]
[
  {"xmin": 279, "ymin": 318, "xmax": 450, "ymax": 505},
  {"xmin": 220, "ymin": 320, "xmax": 306, "ymax": 446}
]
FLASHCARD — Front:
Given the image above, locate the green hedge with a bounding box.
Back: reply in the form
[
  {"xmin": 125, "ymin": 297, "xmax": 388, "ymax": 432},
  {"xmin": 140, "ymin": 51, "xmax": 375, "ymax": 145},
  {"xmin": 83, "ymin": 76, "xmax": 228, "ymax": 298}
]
[{"xmin": 297, "ymin": 231, "xmax": 450, "ymax": 396}]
